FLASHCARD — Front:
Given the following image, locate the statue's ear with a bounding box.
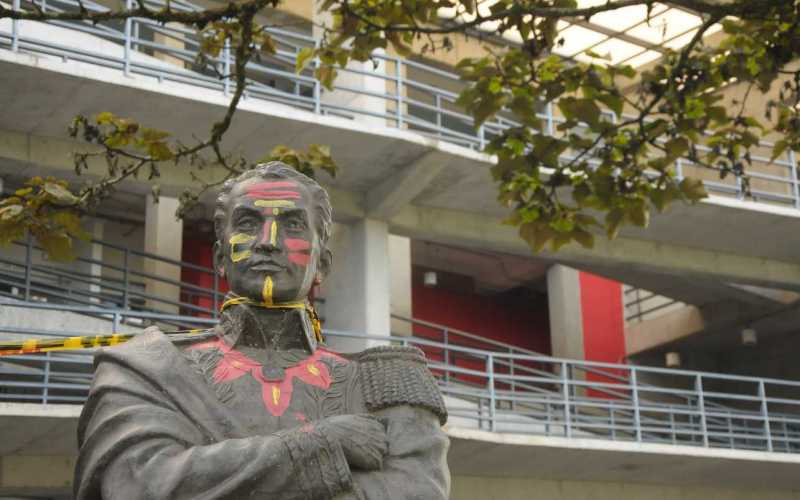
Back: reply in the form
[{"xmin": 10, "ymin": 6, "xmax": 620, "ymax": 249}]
[
  {"xmin": 212, "ymin": 240, "xmax": 225, "ymax": 277},
  {"xmin": 317, "ymin": 247, "xmax": 332, "ymax": 282}
]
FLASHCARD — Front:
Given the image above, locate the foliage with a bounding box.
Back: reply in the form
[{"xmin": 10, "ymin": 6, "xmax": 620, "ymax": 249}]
[
  {"xmin": 0, "ymin": 177, "xmax": 88, "ymax": 261},
  {"xmin": 1, "ymin": 0, "xmax": 799, "ymax": 255}
]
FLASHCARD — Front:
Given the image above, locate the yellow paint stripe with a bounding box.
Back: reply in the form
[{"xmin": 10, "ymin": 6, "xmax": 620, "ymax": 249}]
[
  {"xmin": 254, "ymin": 199, "xmax": 295, "ymax": 208},
  {"xmin": 64, "ymin": 337, "xmax": 83, "ymax": 349},
  {"xmin": 229, "ymin": 233, "xmax": 256, "ymax": 263},
  {"xmin": 262, "ymin": 276, "xmax": 273, "ymax": 305},
  {"xmin": 272, "ymin": 386, "xmax": 280, "ymax": 405},
  {"xmin": 22, "ymin": 339, "xmax": 37, "ymax": 352},
  {"xmin": 270, "ymin": 220, "xmax": 278, "ymax": 246}
]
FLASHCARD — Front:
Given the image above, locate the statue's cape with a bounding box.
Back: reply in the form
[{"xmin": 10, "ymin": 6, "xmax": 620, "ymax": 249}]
[{"xmin": 74, "ymin": 329, "xmax": 249, "ymax": 499}]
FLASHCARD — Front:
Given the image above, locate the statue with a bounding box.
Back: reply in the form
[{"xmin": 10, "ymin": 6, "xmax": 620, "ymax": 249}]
[{"xmin": 73, "ymin": 162, "xmax": 450, "ymax": 499}]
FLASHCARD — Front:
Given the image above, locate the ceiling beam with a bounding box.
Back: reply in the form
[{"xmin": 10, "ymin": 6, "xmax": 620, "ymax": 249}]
[
  {"xmin": 389, "ymin": 203, "xmax": 800, "ymax": 292},
  {"xmin": 365, "ymin": 149, "xmax": 450, "ymax": 220}
]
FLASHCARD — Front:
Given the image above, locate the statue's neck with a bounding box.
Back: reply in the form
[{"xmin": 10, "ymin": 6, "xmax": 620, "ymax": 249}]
[{"xmin": 221, "ymin": 306, "xmax": 309, "ymax": 353}]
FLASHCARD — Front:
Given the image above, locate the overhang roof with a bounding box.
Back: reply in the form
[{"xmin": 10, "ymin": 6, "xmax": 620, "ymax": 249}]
[{"xmin": 440, "ymin": 1, "xmax": 722, "ymax": 67}]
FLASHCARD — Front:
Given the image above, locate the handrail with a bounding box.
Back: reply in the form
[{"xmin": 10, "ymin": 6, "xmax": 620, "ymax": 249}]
[{"xmin": 0, "ymin": 304, "xmax": 797, "ymax": 453}]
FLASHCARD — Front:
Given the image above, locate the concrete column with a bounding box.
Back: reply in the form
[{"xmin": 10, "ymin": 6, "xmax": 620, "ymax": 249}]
[
  {"xmin": 88, "ymin": 219, "xmax": 104, "ymax": 303},
  {"xmin": 388, "ymin": 234, "xmax": 412, "ymax": 336},
  {"xmin": 144, "ymin": 194, "xmax": 183, "ymax": 314},
  {"xmin": 321, "ymin": 219, "xmax": 391, "ymax": 352},
  {"xmin": 547, "ymin": 264, "xmax": 585, "ymax": 360}
]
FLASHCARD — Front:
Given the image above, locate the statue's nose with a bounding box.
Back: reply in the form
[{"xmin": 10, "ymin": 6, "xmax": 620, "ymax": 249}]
[{"xmin": 257, "ymin": 219, "xmax": 281, "ymax": 253}]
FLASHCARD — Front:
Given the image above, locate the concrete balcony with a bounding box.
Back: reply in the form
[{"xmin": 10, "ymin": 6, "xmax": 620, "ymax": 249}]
[
  {"xmin": 0, "ymin": 239, "xmax": 799, "ymax": 497},
  {"xmin": 0, "ymin": 0, "xmax": 799, "ymax": 299}
]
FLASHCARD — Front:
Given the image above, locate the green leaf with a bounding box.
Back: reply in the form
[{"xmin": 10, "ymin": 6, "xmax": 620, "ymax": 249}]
[
  {"xmin": 650, "ymin": 187, "xmax": 675, "ymax": 213},
  {"xmin": 559, "ymin": 98, "xmax": 601, "ymax": 127},
  {"xmin": 664, "ymin": 137, "xmax": 689, "ymax": 160},
  {"xmin": 296, "ymin": 47, "xmax": 315, "ymax": 72},
  {"xmin": 260, "ymin": 34, "xmax": 277, "ymax": 55},
  {"xmin": 572, "ymin": 228, "xmax": 595, "ymax": 249},
  {"xmin": 679, "ymin": 177, "xmax": 708, "ymax": 202},
  {"xmin": 43, "ymin": 182, "xmax": 79, "ymax": 206},
  {"xmin": 605, "ymin": 208, "xmax": 624, "ymax": 240},
  {"xmin": 597, "ymin": 93, "xmax": 623, "ymax": 117},
  {"xmin": 628, "ymin": 203, "xmax": 650, "ymax": 227},
  {"xmin": 96, "ymin": 112, "xmax": 114, "ymax": 125},
  {"xmin": 316, "ymin": 65, "xmax": 337, "ymax": 91},
  {"xmin": 37, "ymin": 232, "xmax": 75, "ymax": 262},
  {"xmin": 0, "ymin": 204, "xmax": 23, "ymax": 221},
  {"xmin": 771, "ymin": 139, "xmax": 789, "ymax": 162},
  {"xmin": 51, "ymin": 211, "xmax": 90, "ymax": 240},
  {"xmin": 520, "ymin": 222, "xmax": 555, "ymax": 253}
]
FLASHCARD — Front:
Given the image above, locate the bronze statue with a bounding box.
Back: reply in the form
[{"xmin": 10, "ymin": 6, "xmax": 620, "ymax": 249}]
[{"xmin": 74, "ymin": 162, "xmax": 450, "ymax": 499}]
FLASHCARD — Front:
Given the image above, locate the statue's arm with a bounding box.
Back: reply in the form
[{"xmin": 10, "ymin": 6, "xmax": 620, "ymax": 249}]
[
  {"xmin": 98, "ymin": 416, "xmax": 352, "ymax": 500},
  {"xmin": 346, "ymin": 346, "xmax": 451, "ymax": 500},
  {"xmin": 75, "ymin": 359, "xmax": 353, "ymax": 500},
  {"xmin": 345, "ymin": 405, "xmax": 450, "ymax": 500}
]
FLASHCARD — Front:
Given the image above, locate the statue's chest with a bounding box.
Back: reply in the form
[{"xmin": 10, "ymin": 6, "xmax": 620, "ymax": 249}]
[{"xmin": 183, "ymin": 342, "xmax": 363, "ymax": 435}]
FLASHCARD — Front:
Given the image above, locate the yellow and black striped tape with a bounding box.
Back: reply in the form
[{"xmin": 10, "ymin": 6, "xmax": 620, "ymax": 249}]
[
  {"xmin": 0, "ymin": 299, "xmax": 323, "ymax": 356},
  {"xmin": 0, "ymin": 329, "xmax": 208, "ymax": 356}
]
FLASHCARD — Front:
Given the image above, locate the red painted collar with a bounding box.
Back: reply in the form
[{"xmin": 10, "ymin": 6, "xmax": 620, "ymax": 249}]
[{"xmin": 189, "ymin": 339, "xmax": 347, "ymax": 416}]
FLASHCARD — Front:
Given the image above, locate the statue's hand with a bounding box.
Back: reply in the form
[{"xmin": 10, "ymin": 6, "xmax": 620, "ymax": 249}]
[{"xmin": 317, "ymin": 414, "xmax": 388, "ymax": 471}]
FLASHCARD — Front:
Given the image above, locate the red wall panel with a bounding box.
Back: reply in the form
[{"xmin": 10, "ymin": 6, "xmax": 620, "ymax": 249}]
[
  {"xmin": 411, "ymin": 282, "xmax": 551, "ymax": 354},
  {"xmin": 579, "ymin": 272, "xmax": 626, "ymax": 397},
  {"xmin": 181, "ymin": 238, "xmax": 228, "ymax": 316}
]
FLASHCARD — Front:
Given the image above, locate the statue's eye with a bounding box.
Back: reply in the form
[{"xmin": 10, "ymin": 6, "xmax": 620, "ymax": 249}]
[
  {"xmin": 285, "ymin": 218, "xmax": 306, "ymax": 231},
  {"xmin": 236, "ymin": 217, "xmax": 258, "ymax": 231}
]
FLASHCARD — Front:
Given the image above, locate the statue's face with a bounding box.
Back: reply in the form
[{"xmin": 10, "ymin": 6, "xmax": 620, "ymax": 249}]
[{"xmin": 215, "ymin": 176, "xmax": 321, "ymax": 304}]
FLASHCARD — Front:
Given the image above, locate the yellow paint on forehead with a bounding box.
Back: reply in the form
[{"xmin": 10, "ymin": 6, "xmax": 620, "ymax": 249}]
[
  {"xmin": 229, "ymin": 233, "xmax": 255, "ymax": 263},
  {"xmin": 262, "ymin": 276, "xmax": 274, "ymax": 305},
  {"xmin": 254, "ymin": 199, "xmax": 296, "ymax": 208}
]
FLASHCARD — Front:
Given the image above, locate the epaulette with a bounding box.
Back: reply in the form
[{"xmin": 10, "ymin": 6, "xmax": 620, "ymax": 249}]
[{"xmin": 356, "ymin": 345, "xmax": 447, "ymax": 425}]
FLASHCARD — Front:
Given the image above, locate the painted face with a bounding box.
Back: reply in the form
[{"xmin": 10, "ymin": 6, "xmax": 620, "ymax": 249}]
[{"xmin": 217, "ymin": 177, "xmax": 319, "ymax": 304}]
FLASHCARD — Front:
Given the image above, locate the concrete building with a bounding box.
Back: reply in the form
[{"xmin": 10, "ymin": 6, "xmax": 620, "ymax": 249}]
[{"xmin": 1, "ymin": 1, "xmax": 800, "ymax": 498}]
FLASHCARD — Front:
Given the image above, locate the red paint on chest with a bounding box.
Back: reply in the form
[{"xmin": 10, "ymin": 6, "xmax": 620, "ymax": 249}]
[{"xmin": 189, "ymin": 340, "xmax": 348, "ymax": 416}]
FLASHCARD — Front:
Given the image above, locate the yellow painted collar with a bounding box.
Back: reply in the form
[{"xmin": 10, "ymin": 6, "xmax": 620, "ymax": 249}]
[{"xmin": 219, "ymin": 296, "xmax": 323, "ymax": 343}]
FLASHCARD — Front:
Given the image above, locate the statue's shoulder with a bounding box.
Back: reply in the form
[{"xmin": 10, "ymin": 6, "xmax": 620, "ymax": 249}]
[
  {"xmin": 95, "ymin": 327, "xmax": 217, "ymax": 368},
  {"xmin": 350, "ymin": 345, "xmax": 447, "ymax": 425}
]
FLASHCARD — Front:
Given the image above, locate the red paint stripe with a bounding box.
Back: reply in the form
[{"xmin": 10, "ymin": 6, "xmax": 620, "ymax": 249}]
[
  {"xmin": 284, "ymin": 238, "xmax": 311, "ymax": 251},
  {"xmin": 288, "ymin": 253, "xmax": 310, "ymax": 266},
  {"xmin": 247, "ymin": 181, "xmax": 297, "ymax": 191},
  {"xmin": 247, "ymin": 190, "xmax": 301, "ymax": 199},
  {"xmin": 261, "ymin": 220, "xmax": 273, "ymax": 244}
]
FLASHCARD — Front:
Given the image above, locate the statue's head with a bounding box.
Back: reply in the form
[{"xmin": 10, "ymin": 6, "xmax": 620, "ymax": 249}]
[{"xmin": 213, "ymin": 162, "xmax": 333, "ymax": 305}]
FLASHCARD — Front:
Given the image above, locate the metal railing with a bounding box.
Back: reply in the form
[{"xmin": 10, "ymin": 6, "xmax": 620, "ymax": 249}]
[
  {"xmin": 1, "ymin": 0, "xmax": 800, "ymax": 207},
  {"xmin": 4, "ymin": 238, "xmax": 800, "ymax": 455},
  {"xmin": 0, "ymin": 236, "xmax": 223, "ymax": 323},
  {"xmin": 624, "ymin": 286, "xmax": 684, "ymax": 324},
  {"xmin": 1, "ymin": 300, "xmax": 799, "ymax": 454}
]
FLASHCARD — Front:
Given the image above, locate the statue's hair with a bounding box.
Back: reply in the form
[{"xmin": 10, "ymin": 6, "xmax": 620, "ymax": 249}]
[{"xmin": 213, "ymin": 162, "xmax": 333, "ymax": 252}]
